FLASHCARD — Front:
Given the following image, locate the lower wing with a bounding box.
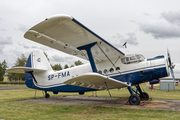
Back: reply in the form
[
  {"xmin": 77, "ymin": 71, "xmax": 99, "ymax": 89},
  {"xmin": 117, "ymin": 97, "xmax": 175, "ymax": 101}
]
[{"xmin": 63, "ymin": 73, "xmax": 128, "ymax": 90}]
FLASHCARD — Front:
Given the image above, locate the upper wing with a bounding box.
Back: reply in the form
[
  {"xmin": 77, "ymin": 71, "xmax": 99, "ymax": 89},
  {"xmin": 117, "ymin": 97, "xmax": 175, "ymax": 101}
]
[
  {"xmin": 24, "ymin": 14, "xmax": 125, "ymax": 63},
  {"xmin": 64, "ymin": 73, "xmax": 128, "ymax": 90}
]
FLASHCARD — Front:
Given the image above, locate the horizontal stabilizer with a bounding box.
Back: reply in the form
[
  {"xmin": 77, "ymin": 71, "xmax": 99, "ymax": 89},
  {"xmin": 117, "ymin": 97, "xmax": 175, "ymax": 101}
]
[
  {"xmin": 63, "ymin": 73, "xmax": 128, "ymax": 90},
  {"xmin": 6, "ymin": 67, "xmax": 46, "ymax": 73}
]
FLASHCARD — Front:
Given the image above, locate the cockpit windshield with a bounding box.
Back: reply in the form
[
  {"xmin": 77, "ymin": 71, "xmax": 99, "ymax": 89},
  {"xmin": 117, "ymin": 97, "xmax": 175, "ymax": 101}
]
[{"xmin": 121, "ymin": 54, "xmax": 145, "ymax": 64}]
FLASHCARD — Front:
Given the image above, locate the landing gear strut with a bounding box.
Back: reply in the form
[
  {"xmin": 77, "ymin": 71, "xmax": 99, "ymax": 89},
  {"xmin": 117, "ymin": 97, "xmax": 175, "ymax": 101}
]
[
  {"xmin": 136, "ymin": 85, "xmax": 149, "ymax": 100},
  {"xmin": 127, "ymin": 85, "xmax": 149, "ymax": 105},
  {"xmin": 45, "ymin": 91, "xmax": 50, "ymax": 98},
  {"xmin": 139, "ymin": 92, "xmax": 149, "ymax": 100}
]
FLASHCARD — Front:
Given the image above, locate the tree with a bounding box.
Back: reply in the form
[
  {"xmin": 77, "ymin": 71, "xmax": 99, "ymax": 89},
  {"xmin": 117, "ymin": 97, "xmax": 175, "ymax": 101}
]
[
  {"xmin": 64, "ymin": 64, "xmax": 69, "ymax": 69},
  {"xmin": 8, "ymin": 54, "xmax": 27, "ymax": 80},
  {"xmin": 75, "ymin": 60, "xmax": 83, "ymax": 66},
  {"xmin": 0, "ymin": 63, "xmax": 3, "ymax": 81},
  {"xmin": 70, "ymin": 65, "xmax": 74, "ymax": 67},
  {"xmin": 0, "ymin": 60, "xmax": 8, "ymax": 81},
  {"xmin": 1, "ymin": 60, "xmax": 8, "ymax": 71},
  {"xmin": 52, "ymin": 63, "xmax": 62, "ymax": 70},
  {"xmin": 15, "ymin": 54, "xmax": 27, "ymax": 66}
]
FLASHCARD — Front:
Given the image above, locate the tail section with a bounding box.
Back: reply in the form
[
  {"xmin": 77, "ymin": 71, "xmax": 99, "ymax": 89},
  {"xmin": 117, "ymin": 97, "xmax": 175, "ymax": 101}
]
[
  {"xmin": 6, "ymin": 50, "xmax": 52, "ymax": 73},
  {"xmin": 26, "ymin": 50, "xmax": 52, "ymax": 71},
  {"xmin": 6, "ymin": 49, "xmax": 52, "ymax": 89}
]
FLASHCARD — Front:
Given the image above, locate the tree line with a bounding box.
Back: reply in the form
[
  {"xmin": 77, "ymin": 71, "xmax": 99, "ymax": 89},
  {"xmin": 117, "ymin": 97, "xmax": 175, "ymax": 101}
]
[
  {"xmin": 0, "ymin": 52, "xmax": 83, "ymax": 81},
  {"xmin": 0, "ymin": 60, "xmax": 8, "ymax": 81}
]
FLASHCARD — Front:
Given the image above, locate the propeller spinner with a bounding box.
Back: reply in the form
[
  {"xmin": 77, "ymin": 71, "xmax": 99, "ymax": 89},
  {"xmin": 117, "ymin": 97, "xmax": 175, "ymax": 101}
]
[{"xmin": 167, "ymin": 49, "xmax": 176, "ymax": 81}]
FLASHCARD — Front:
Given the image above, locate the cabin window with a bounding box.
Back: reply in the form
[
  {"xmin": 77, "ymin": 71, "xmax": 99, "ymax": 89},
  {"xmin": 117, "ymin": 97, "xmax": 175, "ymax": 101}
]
[
  {"xmin": 109, "ymin": 68, "xmax": 114, "ymax": 73},
  {"xmin": 104, "ymin": 69, "xmax": 108, "ymax": 74},
  {"xmin": 98, "ymin": 70, "xmax": 102, "ymax": 74},
  {"xmin": 121, "ymin": 54, "xmax": 145, "ymax": 64},
  {"xmin": 116, "ymin": 67, "xmax": 120, "ymax": 71},
  {"xmin": 126, "ymin": 57, "xmax": 130, "ymax": 62}
]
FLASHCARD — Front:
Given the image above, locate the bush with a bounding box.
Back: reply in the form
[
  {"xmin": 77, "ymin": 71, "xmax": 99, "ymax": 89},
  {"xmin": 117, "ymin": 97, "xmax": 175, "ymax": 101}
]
[{"xmin": 0, "ymin": 81, "xmax": 25, "ymax": 84}]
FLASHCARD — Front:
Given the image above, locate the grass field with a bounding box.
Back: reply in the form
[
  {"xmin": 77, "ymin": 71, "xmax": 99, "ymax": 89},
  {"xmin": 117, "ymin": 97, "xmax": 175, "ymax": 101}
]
[{"xmin": 0, "ymin": 83, "xmax": 180, "ymax": 119}]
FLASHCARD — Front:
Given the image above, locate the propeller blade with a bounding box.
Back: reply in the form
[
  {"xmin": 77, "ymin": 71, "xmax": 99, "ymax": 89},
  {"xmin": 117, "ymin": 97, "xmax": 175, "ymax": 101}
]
[
  {"xmin": 167, "ymin": 48, "xmax": 172, "ymax": 65},
  {"xmin": 167, "ymin": 48, "xmax": 175, "ymax": 81},
  {"xmin": 170, "ymin": 67, "xmax": 175, "ymax": 81}
]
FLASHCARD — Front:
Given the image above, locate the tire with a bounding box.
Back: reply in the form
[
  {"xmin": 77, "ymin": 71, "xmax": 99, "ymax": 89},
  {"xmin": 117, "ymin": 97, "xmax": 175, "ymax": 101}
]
[
  {"xmin": 45, "ymin": 93, "xmax": 50, "ymax": 98},
  {"xmin": 129, "ymin": 94, "xmax": 141, "ymax": 105},
  {"xmin": 139, "ymin": 92, "xmax": 149, "ymax": 100}
]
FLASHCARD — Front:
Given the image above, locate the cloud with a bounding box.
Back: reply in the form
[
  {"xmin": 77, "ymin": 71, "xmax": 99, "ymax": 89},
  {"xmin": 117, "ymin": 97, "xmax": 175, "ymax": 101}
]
[
  {"xmin": 15, "ymin": 24, "xmax": 29, "ymax": 32},
  {"xmin": 0, "ymin": 37, "xmax": 13, "ymax": 53},
  {"xmin": 50, "ymin": 54, "xmax": 75, "ymax": 66},
  {"xmin": 161, "ymin": 11, "xmax": 180, "ymax": 25},
  {"xmin": 139, "ymin": 11, "xmax": 180, "ymax": 39},
  {"xmin": 110, "ymin": 32, "xmax": 138, "ymax": 48},
  {"xmin": 0, "ymin": 17, "xmax": 3, "ymax": 22},
  {"xmin": 0, "ymin": 28, "xmax": 5, "ymax": 31},
  {"xmin": 143, "ymin": 12, "xmax": 151, "ymax": 16},
  {"xmin": 31, "ymin": 46, "xmax": 39, "ymax": 49},
  {"xmin": 18, "ymin": 43, "xmax": 49, "ymax": 50},
  {"xmin": 18, "ymin": 43, "xmax": 30, "ymax": 49},
  {"xmin": 0, "ymin": 36, "xmax": 12, "ymax": 45},
  {"xmin": 51, "ymin": 55, "xmax": 65, "ymax": 62}
]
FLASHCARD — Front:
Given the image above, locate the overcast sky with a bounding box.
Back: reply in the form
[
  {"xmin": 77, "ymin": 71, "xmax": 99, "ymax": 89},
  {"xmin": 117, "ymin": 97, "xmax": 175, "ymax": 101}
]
[{"xmin": 0, "ymin": 0, "xmax": 180, "ymax": 77}]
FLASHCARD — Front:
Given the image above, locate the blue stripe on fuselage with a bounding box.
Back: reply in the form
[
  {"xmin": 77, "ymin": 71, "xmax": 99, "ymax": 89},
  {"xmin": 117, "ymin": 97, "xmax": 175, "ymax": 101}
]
[{"xmin": 111, "ymin": 67, "xmax": 168, "ymax": 85}]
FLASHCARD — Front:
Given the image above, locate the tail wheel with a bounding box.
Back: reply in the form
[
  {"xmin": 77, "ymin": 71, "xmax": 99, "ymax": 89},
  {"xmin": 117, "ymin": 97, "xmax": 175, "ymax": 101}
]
[
  {"xmin": 140, "ymin": 92, "xmax": 149, "ymax": 100},
  {"xmin": 129, "ymin": 94, "xmax": 141, "ymax": 105}
]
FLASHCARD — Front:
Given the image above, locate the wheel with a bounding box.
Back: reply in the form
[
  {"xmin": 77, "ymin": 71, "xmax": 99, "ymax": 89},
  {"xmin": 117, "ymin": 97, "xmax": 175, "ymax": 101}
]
[
  {"xmin": 45, "ymin": 93, "xmax": 50, "ymax": 98},
  {"xmin": 139, "ymin": 92, "xmax": 149, "ymax": 100},
  {"xmin": 129, "ymin": 94, "xmax": 141, "ymax": 105}
]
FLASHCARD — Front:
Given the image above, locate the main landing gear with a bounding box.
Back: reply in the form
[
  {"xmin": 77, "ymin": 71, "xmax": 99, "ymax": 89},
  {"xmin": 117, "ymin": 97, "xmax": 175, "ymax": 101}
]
[
  {"xmin": 45, "ymin": 91, "xmax": 50, "ymax": 98},
  {"xmin": 128, "ymin": 85, "xmax": 149, "ymax": 105}
]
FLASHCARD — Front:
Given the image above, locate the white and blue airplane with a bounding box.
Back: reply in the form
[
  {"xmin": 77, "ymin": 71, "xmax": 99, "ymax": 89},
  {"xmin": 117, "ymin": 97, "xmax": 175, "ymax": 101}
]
[{"xmin": 6, "ymin": 14, "xmax": 175, "ymax": 105}]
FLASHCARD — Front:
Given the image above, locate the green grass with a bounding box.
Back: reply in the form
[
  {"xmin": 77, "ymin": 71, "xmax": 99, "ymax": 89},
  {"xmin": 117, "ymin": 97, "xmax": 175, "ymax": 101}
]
[
  {"xmin": 1, "ymin": 102, "xmax": 180, "ymax": 120},
  {"xmin": 0, "ymin": 83, "xmax": 180, "ymax": 119},
  {"xmin": 0, "ymin": 83, "xmax": 26, "ymax": 87}
]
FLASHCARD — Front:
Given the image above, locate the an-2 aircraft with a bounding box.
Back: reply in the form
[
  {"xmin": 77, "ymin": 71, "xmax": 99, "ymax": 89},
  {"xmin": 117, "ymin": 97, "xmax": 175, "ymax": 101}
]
[{"xmin": 6, "ymin": 14, "xmax": 175, "ymax": 105}]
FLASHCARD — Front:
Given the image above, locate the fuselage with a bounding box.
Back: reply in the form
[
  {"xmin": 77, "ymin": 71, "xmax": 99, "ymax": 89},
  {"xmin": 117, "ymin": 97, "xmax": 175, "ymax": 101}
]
[{"xmin": 25, "ymin": 53, "xmax": 170, "ymax": 93}]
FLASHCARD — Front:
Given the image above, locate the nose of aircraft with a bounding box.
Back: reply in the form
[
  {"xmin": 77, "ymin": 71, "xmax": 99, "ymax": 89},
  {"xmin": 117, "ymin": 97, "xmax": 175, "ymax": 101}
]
[{"xmin": 167, "ymin": 49, "xmax": 176, "ymax": 81}]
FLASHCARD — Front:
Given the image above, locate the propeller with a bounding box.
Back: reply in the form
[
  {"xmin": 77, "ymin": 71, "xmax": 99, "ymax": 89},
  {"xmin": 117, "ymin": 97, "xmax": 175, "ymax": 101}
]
[{"xmin": 167, "ymin": 49, "xmax": 175, "ymax": 81}]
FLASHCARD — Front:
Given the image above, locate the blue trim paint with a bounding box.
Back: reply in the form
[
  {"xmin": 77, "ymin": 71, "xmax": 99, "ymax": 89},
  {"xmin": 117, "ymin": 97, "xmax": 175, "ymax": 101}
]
[
  {"xmin": 26, "ymin": 54, "xmax": 32, "ymax": 67},
  {"xmin": 128, "ymin": 86, "xmax": 134, "ymax": 95},
  {"xmin": 78, "ymin": 42, "xmax": 97, "ymax": 72},
  {"xmin": 147, "ymin": 55, "xmax": 164, "ymax": 61},
  {"xmin": 72, "ymin": 18, "xmax": 125, "ymax": 56},
  {"xmin": 149, "ymin": 79, "xmax": 159, "ymax": 85},
  {"xmin": 111, "ymin": 67, "xmax": 168, "ymax": 85}
]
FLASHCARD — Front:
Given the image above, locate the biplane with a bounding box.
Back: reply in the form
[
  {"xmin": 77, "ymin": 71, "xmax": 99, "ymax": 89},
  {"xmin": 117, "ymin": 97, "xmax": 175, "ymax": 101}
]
[{"xmin": 6, "ymin": 14, "xmax": 175, "ymax": 105}]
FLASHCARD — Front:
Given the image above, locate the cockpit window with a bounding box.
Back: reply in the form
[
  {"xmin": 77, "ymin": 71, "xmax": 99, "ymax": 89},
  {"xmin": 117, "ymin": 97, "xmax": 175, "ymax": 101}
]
[
  {"xmin": 130, "ymin": 56, "xmax": 136, "ymax": 61},
  {"xmin": 126, "ymin": 57, "xmax": 129, "ymax": 62},
  {"xmin": 121, "ymin": 54, "xmax": 145, "ymax": 64}
]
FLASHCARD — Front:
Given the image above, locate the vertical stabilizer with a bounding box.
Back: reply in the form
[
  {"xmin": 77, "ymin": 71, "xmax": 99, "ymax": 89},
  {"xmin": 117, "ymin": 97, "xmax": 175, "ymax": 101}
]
[{"xmin": 26, "ymin": 50, "xmax": 52, "ymax": 71}]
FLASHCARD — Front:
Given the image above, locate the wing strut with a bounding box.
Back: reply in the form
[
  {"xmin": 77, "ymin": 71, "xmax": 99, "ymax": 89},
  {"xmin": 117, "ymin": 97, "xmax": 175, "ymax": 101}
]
[
  {"xmin": 104, "ymin": 82, "xmax": 112, "ymax": 97},
  {"xmin": 97, "ymin": 44, "xmax": 121, "ymax": 75},
  {"xmin": 77, "ymin": 42, "xmax": 97, "ymax": 72}
]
